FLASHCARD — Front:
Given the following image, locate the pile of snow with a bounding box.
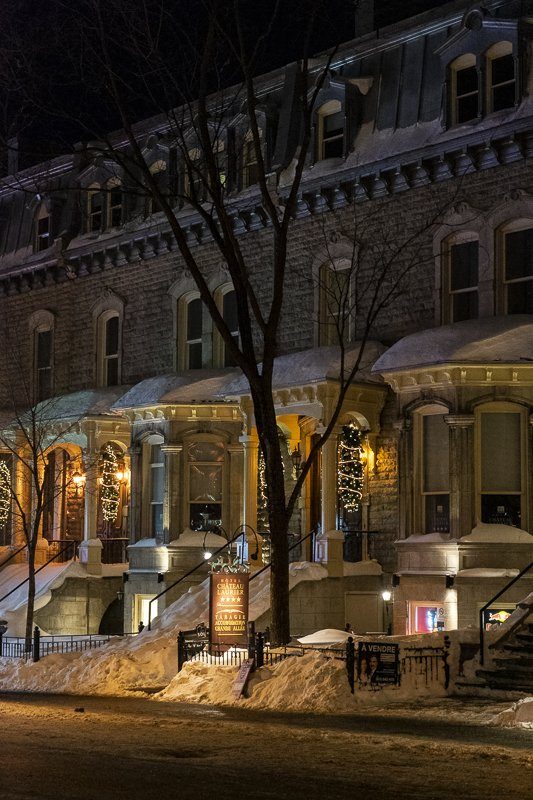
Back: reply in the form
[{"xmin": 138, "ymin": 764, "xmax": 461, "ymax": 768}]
[
  {"xmin": 397, "ymin": 532, "xmax": 455, "ymax": 543},
  {"xmin": 492, "ymin": 697, "xmax": 533, "ymax": 729},
  {"xmin": 343, "ymin": 559, "xmax": 383, "ymax": 576},
  {"xmin": 297, "ymin": 629, "xmax": 350, "ymax": 646},
  {"xmin": 0, "ymin": 561, "xmax": 327, "ymax": 696},
  {"xmin": 460, "ymin": 522, "xmax": 533, "ymax": 543}
]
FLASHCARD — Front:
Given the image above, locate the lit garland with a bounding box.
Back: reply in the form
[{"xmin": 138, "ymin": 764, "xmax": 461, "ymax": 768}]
[
  {"xmin": 0, "ymin": 460, "xmax": 10, "ymax": 527},
  {"xmin": 337, "ymin": 423, "xmax": 364, "ymax": 512},
  {"xmin": 100, "ymin": 444, "xmax": 120, "ymax": 523}
]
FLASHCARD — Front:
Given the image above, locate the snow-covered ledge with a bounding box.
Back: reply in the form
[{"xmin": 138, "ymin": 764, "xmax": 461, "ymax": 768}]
[
  {"xmin": 458, "ymin": 523, "xmax": 533, "ymax": 571},
  {"xmin": 395, "ymin": 533, "xmax": 459, "ymax": 575}
]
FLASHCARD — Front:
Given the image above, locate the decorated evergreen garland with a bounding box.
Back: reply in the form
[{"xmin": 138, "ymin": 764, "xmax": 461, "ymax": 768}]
[
  {"xmin": 100, "ymin": 444, "xmax": 120, "ymax": 523},
  {"xmin": 337, "ymin": 423, "xmax": 364, "ymax": 512},
  {"xmin": 0, "ymin": 460, "xmax": 10, "ymax": 527}
]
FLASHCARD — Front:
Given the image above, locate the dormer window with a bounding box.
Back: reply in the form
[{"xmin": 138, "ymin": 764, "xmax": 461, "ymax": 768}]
[
  {"xmin": 34, "ymin": 205, "xmax": 51, "ymax": 252},
  {"xmin": 318, "ymin": 100, "xmax": 344, "ymax": 160},
  {"xmin": 87, "ymin": 184, "xmax": 103, "ymax": 232},
  {"xmin": 147, "ymin": 159, "xmax": 167, "ymax": 215},
  {"xmin": 487, "ymin": 42, "xmax": 515, "ymax": 113},
  {"xmin": 242, "ymin": 131, "xmax": 262, "ymax": 188},
  {"xmin": 451, "ymin": 54, "xmax": 479, "ymax": 124},
  {"xmin": 107, "ymin": 178, "xmax": 123, "ymax": 227}
]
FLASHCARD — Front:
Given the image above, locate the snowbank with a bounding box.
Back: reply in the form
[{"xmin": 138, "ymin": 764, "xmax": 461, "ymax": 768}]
[
  {"xmin": 460, "ymin": 522, "xmax": 533, "ymax": 543},
  {"xmin": 343, "ymin": 559, "xmax": 383, "ymax": 576},
  {"xmin": 492, "ymin": 697, "xmax": 533, "ymax": 729}
]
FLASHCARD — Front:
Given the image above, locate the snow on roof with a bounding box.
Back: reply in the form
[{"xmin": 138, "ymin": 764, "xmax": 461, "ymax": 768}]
[
  {"xmin": 373, "ymin": 316, "xmax": 533, "ymax": 373},
  {"xmin": 460, "ymin": 522, "xmax": 533, "ymax": 544},
  {"xmin": 222, "ymin": 343, "xmax": 386, "ymax": 397},
  {"xmin": 112, "ymin": 370, "xmax": 239, "ymax": 409},
  {"xmin": 32, "ymin": 387, "xmax": 129, "ymax": 421}
]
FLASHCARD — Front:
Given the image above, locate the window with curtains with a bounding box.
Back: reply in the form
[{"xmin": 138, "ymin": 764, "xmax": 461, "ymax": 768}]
[
  {"xmin": 421, "ymin": 412, "xmax": 450, "ymax": 534},
  {"xmin": 479, "ymin": 411, "xmax": 522, "ymax": 527}
]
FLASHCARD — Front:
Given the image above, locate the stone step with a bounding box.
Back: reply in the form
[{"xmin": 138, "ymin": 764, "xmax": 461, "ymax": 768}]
[
  {"xmin": 501, "ymin": 642, "xmax": 533, "ymax": 654},
  {"xmin": 492, "ymin": 657, "xmax": 533, "ymax": 671},
  {"xmin": 476, "ymin": 670, "xmax": 533, "ymax": 692}
]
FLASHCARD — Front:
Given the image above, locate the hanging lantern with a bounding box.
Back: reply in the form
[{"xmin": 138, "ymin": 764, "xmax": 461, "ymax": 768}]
[
  {"xmin": 100, "ymin": 444, "xmax": 120, "ymax": 523},
  {"xmin": 0, "ymin": 460, "xmax": 10, "ymax": 527}
]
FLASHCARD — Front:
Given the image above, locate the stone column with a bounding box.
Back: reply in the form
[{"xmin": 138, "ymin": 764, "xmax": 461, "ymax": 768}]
[
  {"xmin": 320, "ymin": 431, "xmax": 338, "ymax": 535},
  {"xmin": 128, "ymin": 443, "xmax": 142, "ymax": 543},
  {"xmin": 445, "ymin": 414, "xmax": 474, "ymax": 540},
  {"xmin": 79, "ymin": 444, "xmax": 102, "ymax": 575},
  {"xmin": 12, "ymin": 452, "xmax": 30, "ymax": 548},
  {"xmin": 239, "ymin": 433, "xmax": 259, "ymax": 532},
  {"xmin": 161, "ymin": 444, "xmax": 182, "ymax": 542}
]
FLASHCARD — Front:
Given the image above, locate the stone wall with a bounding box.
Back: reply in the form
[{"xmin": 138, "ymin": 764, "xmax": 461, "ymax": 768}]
[{"xmin": 34, "ymin": 575, "xmax": 123, "ymax": 635}]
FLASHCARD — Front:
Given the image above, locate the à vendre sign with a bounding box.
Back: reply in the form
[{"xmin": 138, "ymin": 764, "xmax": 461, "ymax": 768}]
[{"xmin": 209, "ymin": 571, "xmax": 250, "ymax": 647}]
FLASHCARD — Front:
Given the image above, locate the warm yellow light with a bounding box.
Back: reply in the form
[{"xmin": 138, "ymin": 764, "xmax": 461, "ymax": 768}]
[
  {"xmin": 72, "ymin": 471, "xmax": 86, "ymax": 487},
  {"xmin": 116, "ymin": 470, "xmax": 124, "ymax": 481}
]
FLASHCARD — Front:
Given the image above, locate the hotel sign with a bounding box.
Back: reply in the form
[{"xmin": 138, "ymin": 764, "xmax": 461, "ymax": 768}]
[{"xmin": 209, "ymin": 572, "xmax": 249, "ymax": 647}]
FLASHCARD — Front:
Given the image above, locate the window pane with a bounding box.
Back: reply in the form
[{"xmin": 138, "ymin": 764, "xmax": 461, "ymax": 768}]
[
  {"xmin": 491, "ymin": 54, "xmax": 514, "ymax": 86},
  {"xmin": 493, "ymin": 83, "xmax": 516, "ymax": 112},
  {"xmin": 425, "ymin": 495, "xmax": 450, "ymax": 534},
  {"xmin": 190, "ymin": 464, "xmax": 222, "ymax": 502},
  {"xmin": 507, "ymin": 281, "xmax": 533, "ymax": 314},
  {"xmin": 189, "ymin": 503, "xmax": 222, "ymax": 531},
  {"xmin": 223, "ymin": 290, "xmax": 238, "ymax": 333},
  {"xmin": 481, "ymin": 494, "xmax": 521, "ymax": 527},
  {"xmin": 188, "ymin": 341, "xmax": 203, "ymax": 369},
  {"xmin": 423, "ymin": 414, "xmax": 449, "ymax": 493},
  {"xmin": 151, "ymin": 464, "xmax": 164, "ymax": 503},
  {"xmin": 450, "ymin": 241, "xmax": 478, "ymax": 291},
  {"xmin": 187, "ymin": 298, "xmax": 203, "ymax": 340},
  {"xmin": 38, "ymin": 367, "xmax": 52, "ymax": 401},
  {"xmin": 456, "ymin": 66, "xmax": 478, "ymax": 95},
  {"xmin": 453, "ymin": 291, "xmax": 478, "ymax": 322},
  {"xmin": 481, "ymin": 413, "xmax": 521, "ymax": 493},
  {"xmin": 323, "ymin": 137, "xmax": 344, "ymax": 159},
  {"xmin": 323, "ymin": 111, "xmax": 344, "ymax": 136},
  {"xmin": 457, "ymin": 94, "xmax": 478, "ymax": 123},
  {"xmin": 505, "ymin": 229, "xmax": 533, "ymax": 281},
  {"xmin": 106, "ymin": 356, "xmax": 119, "ymax": 386},
  {"xmin": 37, "ymin": 330, "xmax": 52, "ymax": 369},
  {"xmin": 105, "ymin": 316, "xmax": 119, "ymax": 356}
]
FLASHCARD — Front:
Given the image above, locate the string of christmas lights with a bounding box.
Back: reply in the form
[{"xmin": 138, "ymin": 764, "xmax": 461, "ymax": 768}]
[
  {"xmin": 337, "ymin": 423, "xmax": 364, "ymax": 512},
  {"xmin": 0, "ymin": 460, "xmax": 10, "ymax": 527},
  {"xmin": 100, "ymin": 444, "xmax": 120, "ymax": 523}
]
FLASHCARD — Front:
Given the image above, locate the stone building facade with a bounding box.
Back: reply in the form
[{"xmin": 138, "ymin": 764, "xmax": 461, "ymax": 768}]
[{"xmin": 1, "ymin": 0, "xmax": 533, "ymax": 636}]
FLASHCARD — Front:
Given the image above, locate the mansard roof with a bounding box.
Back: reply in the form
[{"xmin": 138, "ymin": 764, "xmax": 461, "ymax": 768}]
[{"xmin": 113, "ymin": 370, "xmax": 239, "ymax": 410}]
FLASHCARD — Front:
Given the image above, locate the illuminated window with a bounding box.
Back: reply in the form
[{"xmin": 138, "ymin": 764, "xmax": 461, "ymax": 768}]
[
  {"xmin": 487, "ymin": 42, "xmax": 515, "ymax": 113},
  {"xmin": 450, "ymin": 54, "xmax": 479, "ymax": 124}
]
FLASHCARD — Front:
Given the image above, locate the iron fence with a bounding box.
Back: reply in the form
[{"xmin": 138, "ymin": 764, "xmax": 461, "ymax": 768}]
[
  {"xmin": 401, "ymin": 641, "xmax": 450, "ymax": 690},
  {"xmin": 0, "ymin": 629, "xmax": 139, "ymax": 662}
]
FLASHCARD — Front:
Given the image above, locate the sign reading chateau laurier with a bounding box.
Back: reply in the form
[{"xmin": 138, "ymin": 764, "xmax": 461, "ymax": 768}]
[{"xmin": 209, "ymin": 560, "xmax": 249, "ymax": 647}]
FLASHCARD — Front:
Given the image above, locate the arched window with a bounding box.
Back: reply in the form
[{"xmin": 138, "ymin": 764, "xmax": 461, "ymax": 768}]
[
  {"xmin": 185, "ymin": 296, "xmax": 203, "ymax": 369},
  {"xmin": 213, "ymin": 285, "xmax": 239, "ymax": 367},
  {"xmin": 499, "ymin": 219, "xmax": 533, "ymax": 315},
  {"xmin": 442, "ymin": 233, "xmax": 479, "ymax": 323},
  {"xmin": 29, "ymin": 311, "xmax": 55, "ymax": 402},
  {"xmin": 97, "ymin": 311, "xmax": 121, "ymax": 387},
  {"xmin": 87, "ymin": 183, "xmax": 104, "ymax": 232},
  {"xmin": 450, "ymin": 54, "xmax": 479, "ymax": 125},
  {"xmin": 187, "ymin": 439, "xmax": 224, "ymax": 531},
  {"xmin": 318, "ymin": 260, "xmax": 352, "ymax": 345},
  {"xmin": 34, "ymin": 203, "xmax": 52, "ymax": 252},
  {"xmin": 486, "ymin": 42, "xmax": 515, "ymax": 114},
  {"xmin": 415, "ymin": 407, "xmax": 450, "ymax": 535},
  {"xmin": 317, "ymin": 100, "xmax": 344, "ymax": 160}
]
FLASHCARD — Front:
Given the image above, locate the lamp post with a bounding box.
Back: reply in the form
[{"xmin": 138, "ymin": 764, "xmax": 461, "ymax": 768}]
[{"xmin": 381, "ymin": 589, "xmax": 392, "ymax": 635}]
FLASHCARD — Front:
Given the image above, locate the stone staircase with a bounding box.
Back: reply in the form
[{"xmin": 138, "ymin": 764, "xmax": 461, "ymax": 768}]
[{"xmin": 476, "ymin": 620, "xmax": 533, "ymax": 693}]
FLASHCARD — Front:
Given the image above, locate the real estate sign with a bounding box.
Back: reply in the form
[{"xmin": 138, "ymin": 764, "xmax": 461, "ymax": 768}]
[
  {"xmin": 358, "ymin": 641, "xmax": 399, "ymax": 686},
  {"xmin": 209, "ymin": 572, "xmax": 249, "ymax": 647}
]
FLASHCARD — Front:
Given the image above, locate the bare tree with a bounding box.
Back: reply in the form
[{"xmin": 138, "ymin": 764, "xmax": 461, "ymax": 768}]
[{"xmin": 0, "ymin": 0, "xmax": 455, "ymax": 642}]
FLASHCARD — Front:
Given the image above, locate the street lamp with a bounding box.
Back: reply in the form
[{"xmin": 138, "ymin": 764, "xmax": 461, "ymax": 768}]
[
  {"xmin": 72, "ymin": 471, "xmax": 86, "ymax": 497},
  {"xmin": 381, "ymin": 589, "xmax": 392, "ymax": 635},
  {"xmin": 290, "ymin": 444, "xmax": 303, "ymax": 477}
]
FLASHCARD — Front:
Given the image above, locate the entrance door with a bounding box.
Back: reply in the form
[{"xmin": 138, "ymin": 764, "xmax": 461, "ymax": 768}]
[{"xmin": 134, "ymin": 594, "xmax": 157, "ymax": 631}]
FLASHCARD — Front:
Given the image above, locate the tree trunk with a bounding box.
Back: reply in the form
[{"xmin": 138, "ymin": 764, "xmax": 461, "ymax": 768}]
[{"xmin": 24, "ymin": 542, "xmax": 36, "ymax": 654}]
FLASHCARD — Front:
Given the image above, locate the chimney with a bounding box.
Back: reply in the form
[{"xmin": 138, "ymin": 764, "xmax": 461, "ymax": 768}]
[{"xmin": 354, "ymin": 0, "xmax": 374, "ymax": 37}]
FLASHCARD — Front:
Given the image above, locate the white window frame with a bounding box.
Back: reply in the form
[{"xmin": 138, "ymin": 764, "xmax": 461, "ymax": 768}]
[
  {"xmin": 486, "ymin": 41, "xmax": 515, "ymax": 114},
  {"xmin": 442, "ymin": 232, "xmax": 479, "ymax": 324},
  {"xmin": 96, "ymin": 310, "xmax": 122, "ymax": 387},
  {"xmin": 106, "ymin": 177, "xmax": 123, "ymax": 228},
  {"xmin": 413, "ymin": 405, "xmax": 450, "ymax": 536},
  {"xmin": 87, "ymin": 183, "xmax": 104, "ymax": 233},
  {"xmin": 450, "ymin": 53, "xmax": 479, "ymax": 126},
  {"xmin": 184, "ymin": 436, "xmax": 226, "ymax": 533},
  {"xmin": 317, "ymin": 100, "xmax": 344, "ymax": 161},
  {"xmin": 34, "ymin": 204, "xmax": 51, "ymax": 252},
  {"xmin": 498, "ymin": 218, "xmax": 533, "ymax": 315}
]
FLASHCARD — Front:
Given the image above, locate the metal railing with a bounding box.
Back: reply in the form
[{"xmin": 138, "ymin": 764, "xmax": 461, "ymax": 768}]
[
  {"xmin": 249, "ymin": 530, "xmax": 316, "ymax": 584},
  {"xmin": 479, "ymin": 560, "xmax": 533, "ymax": 665},
  {"xmin": 402, "ymin": 641, "xmax": 450, "ymax": 690},
  {"xmin": 101, "ymin": 537, "xmax": 129, "ymax": 564},
  {"xmin": 47, "ymin": 539, "xmax": 79, "ymax": 563},
  {"xmin": 0, "ymin": 629, "xmax": 140, "ymax": 661},
  {"xmin": 0, "ymin": 541, "xmax": 78, "ymax": 607},
  {"xmin": 0, "ymin": 544, "xmax": 27, "ymax": 570}
]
